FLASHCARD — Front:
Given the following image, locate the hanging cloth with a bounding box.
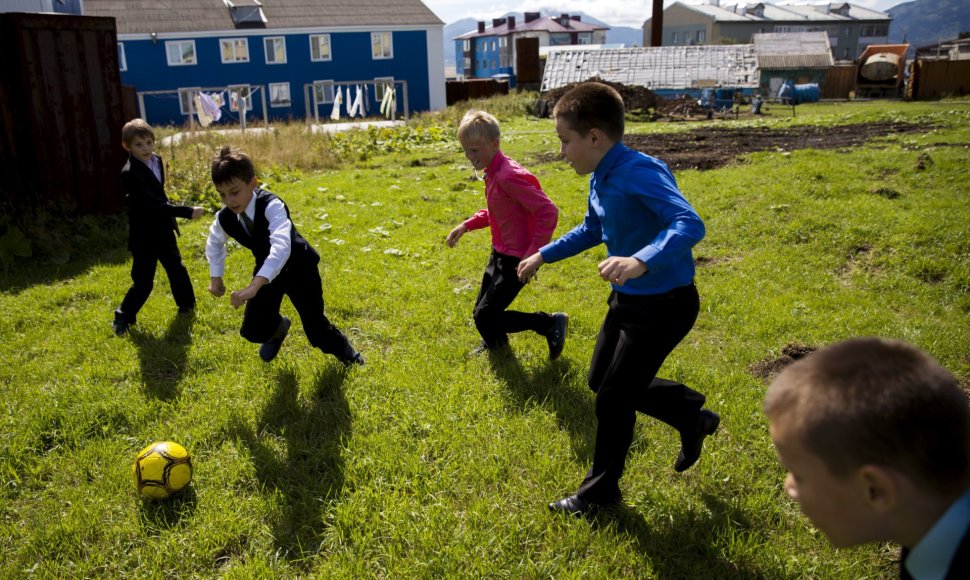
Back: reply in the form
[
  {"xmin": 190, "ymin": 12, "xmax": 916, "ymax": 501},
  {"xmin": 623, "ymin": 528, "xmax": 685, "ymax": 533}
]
[
  {"xmin": 380, "ymin": 84, "xmax": 396, "ymax": 118},
  {"xmin": 194, "ymin": 95, "xmax": 213, "ymax": 127},
  {"xmin": 197, "ymin": 92, "xmax": 222, "ymax": 124},
  {"xmin": 348, "ymin": 84, "xmax": 364, "ymax": 117},
  {"xmin": 330, "ymin": 86, "xmax": 343, "ymax": 120}
]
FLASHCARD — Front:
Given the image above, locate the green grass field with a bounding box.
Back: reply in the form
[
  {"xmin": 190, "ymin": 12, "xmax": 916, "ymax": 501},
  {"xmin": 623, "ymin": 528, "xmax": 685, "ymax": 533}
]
[{"xmin": 1, "ymin": 97, "xmax": 968, "ymax": 578}]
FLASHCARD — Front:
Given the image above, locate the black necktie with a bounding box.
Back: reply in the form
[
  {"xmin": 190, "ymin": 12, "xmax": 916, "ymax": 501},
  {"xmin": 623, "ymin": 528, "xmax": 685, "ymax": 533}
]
[{"xmin": 240, "ymin": 212, "xmax": 254, "ymax": 235}]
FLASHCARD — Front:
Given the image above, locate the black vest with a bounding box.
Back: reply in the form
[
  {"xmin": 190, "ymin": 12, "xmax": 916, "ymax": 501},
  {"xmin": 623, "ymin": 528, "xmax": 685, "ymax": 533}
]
[{"xmin": 217, "ymin": 188, "xmax": 317, "ymax": 273}]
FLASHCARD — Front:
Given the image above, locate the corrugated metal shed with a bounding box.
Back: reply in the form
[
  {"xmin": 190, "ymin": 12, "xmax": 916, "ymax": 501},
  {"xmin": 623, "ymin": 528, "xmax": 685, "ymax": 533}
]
[
  {"xmin": 541, "ymin": 45, "xmax": 758, "ymax": 91},
  {"xmin": 84, "ymin": 0, "xmax": 443, "ymax": 34},
  {"xmin": 753, "ymin": 32, "xmax": 834, "ymax": 69}
]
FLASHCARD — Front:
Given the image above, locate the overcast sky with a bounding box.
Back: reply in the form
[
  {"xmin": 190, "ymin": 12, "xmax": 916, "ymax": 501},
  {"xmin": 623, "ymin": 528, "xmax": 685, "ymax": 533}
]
[{"xmin": 423, "ymin": 0, "xmax": 912, "ymax": 28}]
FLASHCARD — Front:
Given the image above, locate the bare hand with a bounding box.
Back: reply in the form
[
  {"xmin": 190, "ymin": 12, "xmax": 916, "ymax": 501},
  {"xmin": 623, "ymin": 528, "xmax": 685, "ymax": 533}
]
[
  {"xmin": 517, "ymin": 252, "xmax": 544, "ymax": 283},
  {"xmin": 598, "ymin": 256, "xmax": 647, "ymax": 286},
  {"xmin": 191, "ymin": 207, "xmax": 205, "ymax": 219},
  {"xmin": 229, "ymin": 276, "xmax": 268, "ymax": 309},
  {"xmin": 208, "ymin": 277, "xmax": 226, "ymax": 297},
  {"xmin": 446, "ymin": 223, "xmax": 467, "ymax": 248}
]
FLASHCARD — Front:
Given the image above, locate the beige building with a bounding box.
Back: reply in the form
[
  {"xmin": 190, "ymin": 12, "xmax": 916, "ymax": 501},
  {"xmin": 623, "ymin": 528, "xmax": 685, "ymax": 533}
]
[{"xmin": 643, "ymin": 2, "xmax": 891, "ymax": 61}]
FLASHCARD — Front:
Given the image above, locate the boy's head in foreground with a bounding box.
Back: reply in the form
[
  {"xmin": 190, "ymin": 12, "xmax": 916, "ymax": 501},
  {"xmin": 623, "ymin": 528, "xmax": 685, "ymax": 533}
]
[
  {"xmin": 121, "ymin": 118, "xmax": 156, "ymax": 164},
  {"xmin": 211, "ymin": 146, "xmax": 258, "ymax": 215},
  {"xmin": 457, "ymin": 110, "xmax": 501, "ymax": 173},
  {"xmin": 552, "ymin": 82, "xmax": 625, "ymax": 175},
  {"xmin": 764, "ymin": 337, "xmax": 970, "ymax": 548}
]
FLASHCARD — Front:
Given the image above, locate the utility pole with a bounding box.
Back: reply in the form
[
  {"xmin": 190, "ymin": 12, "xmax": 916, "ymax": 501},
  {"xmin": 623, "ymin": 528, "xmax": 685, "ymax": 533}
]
[{"xmin": 651, "ymin": 0, "xmax": 664, "ymax": 47}]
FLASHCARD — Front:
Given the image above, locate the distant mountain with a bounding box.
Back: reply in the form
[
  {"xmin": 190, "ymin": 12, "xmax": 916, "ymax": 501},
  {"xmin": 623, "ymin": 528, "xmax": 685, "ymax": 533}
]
[
  {"xmin": 888, "ymin": 0, "xmax": 970, "ymax": 51},
  {"xmin": 441, "ymin": 11, "xmax": 643, "ymax": 68}
]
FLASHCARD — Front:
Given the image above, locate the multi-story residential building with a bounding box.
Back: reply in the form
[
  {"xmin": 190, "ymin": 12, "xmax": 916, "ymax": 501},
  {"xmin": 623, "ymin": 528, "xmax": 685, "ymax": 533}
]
[
  {"xmin": 643, "ymin": 2, "xmax": 890, "ymax": 61},
  {"xmin": 454, "ymin": 12, "xmax": 608, "ymax": 82},
  {"xmin": 83, "ymin": 0, "xmax": 446, "ymax": 125}
]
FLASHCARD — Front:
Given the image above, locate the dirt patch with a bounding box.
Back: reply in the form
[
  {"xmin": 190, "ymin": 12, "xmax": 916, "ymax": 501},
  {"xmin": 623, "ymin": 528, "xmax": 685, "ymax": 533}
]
[
  {"xmin": 750, "ymin": 342, "xmax": 819, "ymax": 382},
  {"xmin": 624, "ymin": 122, "xmax": 928, "ymax": 171},
  {"xmin": 542, "ymin": 79, "xmax": 663, "ymax": 114}
]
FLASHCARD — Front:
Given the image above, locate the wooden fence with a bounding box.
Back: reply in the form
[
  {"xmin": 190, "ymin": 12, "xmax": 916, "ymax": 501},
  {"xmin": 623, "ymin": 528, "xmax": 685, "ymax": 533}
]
[{"xmin": 0, "ymin": 13, "xmax": 126, "ymax": 215}]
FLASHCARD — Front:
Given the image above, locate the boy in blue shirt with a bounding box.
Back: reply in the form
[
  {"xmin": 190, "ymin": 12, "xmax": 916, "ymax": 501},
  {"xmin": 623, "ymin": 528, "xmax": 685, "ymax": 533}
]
[{"xmin": 518, "ymin": 82, "xmax": 719, "ymax": 515}]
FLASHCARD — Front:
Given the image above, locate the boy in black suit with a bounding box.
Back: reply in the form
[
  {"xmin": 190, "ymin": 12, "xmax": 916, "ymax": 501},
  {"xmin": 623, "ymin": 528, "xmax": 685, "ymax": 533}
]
[
  {"xmin": 204, "ymin": 146, "xmax": 363, "ymax": 366},
  {"xmin": 764, "ymin": 338, "xmax": 970, "ymax": 579},
  {"xmin": 113, "ymin": 119, "xmax": 204, "ymax": 335}
]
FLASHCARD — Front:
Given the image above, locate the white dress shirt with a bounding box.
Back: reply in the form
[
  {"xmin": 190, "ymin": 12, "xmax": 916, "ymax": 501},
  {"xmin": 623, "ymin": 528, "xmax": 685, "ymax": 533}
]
[{"xmin": 205, "ymin": 192, "xmax": 292, "ymax": 283}]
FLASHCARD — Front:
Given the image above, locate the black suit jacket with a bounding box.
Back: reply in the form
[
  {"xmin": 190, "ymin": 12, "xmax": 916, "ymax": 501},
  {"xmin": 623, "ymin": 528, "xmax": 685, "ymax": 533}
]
[
  {"xmin": 120, "ymin": 153, "xmax": 193, "ymax": 251},
  {"xmin": 900, "ymin": 524, "xmax": 970, "ymax": 579}
]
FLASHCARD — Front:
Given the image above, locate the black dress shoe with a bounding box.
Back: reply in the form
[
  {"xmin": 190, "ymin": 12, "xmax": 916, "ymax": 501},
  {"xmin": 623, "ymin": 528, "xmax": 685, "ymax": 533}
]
[
  {"xmin": 675, "ymin": 409, "xmax": 720, "ymax": 472},
  {"xmin": 548, "ymin": 494, "xmax": 615, "ymax": 516},
  {"xmin": 259, "ymin": 316, "xmax": 291, "ymax": 362},
  {"xmin": 342, "ymin": 352, "xmax": 365, "ymax": 367},
  {"xmin": 546, "ymin": 312, "xmax": 569, "ymax": 360},
  {"xmin": 112, "ymin": 310, "xmax": 131, "ymax": 336}
]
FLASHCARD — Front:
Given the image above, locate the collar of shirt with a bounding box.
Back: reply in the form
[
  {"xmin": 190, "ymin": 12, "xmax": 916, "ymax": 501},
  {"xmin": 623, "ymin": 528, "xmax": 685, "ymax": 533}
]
[
  {"xmin": 592, "ymin": 141, "xmax": 628, "ymax": 184},
  {"xmin": 905, "ymin": 489, "xmax": 970, "ymax": 580}
]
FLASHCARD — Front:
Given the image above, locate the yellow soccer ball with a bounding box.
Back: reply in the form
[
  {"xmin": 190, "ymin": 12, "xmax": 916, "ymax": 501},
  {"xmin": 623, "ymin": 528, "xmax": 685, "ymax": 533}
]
[{"xmin": 132, "ymin": 441, "xmax": 193, "ymax": 500}]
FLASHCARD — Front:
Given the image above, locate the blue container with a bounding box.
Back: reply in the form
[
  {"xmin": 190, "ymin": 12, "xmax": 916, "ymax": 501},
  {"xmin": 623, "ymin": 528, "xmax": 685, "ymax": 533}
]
[{"xmin": 778, "ymin": 81, "xmax": 820, "ymax": 105}]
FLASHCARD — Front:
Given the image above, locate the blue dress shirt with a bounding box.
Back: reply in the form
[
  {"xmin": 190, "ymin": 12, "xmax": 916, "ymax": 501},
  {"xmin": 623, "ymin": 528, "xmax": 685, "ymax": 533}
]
[
  {"xmin": 540, "ymin": 141, "xmax": 705, "ymax": 295},
  {"xmin": 905, "ymin": 489, "xmax": 970, "ymax": 580}
]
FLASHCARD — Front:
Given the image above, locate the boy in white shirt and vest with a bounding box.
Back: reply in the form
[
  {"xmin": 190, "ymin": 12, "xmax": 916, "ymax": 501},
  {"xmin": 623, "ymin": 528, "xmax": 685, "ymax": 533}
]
[{"xmin": 204, "ymin": 146, "xmax": 363, "ymax": 366}]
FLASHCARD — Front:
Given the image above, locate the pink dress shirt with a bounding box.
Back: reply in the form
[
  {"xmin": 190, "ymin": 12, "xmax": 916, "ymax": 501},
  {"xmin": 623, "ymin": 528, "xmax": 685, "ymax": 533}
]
[{"xmin": 463, "ymin": 150, "xmax": 558, "ymax": 259}]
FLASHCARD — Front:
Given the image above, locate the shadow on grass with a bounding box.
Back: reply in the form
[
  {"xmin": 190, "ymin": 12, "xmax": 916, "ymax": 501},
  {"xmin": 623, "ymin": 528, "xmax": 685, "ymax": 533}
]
[
  {"xmin": 130, "ymin": 311, "xmax": 196, "ymax": 401},
  {"xmin": 488, "ymin": 350, "xmax": 596, "ymax": 463},
  {"xmin": 591, "ymin": 492, "xmax": 769, "ymax": 579},
  {"xmin": 0, "ymin": 215, "xmax": 129, "ymax": 295},
  {"xmin": 229, "ymin": 366, "xmax": 351, "ymax": 566},
  {"xmin": 138, "ymin": 485, "xmax": 198, "ymax": 530}
]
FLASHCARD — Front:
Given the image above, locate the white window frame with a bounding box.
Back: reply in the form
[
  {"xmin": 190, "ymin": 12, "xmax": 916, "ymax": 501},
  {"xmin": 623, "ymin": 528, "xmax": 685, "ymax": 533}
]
[
  {"xmin": 264, "ymin": 37, "xmax": 287, "ymax": 64},
  {"xmin": 375, "ymin": 76, "xmax": 394, "ymax": 100},
  {"xmin": 697, "ymin": 30, "xmax": 706, "ymax": 43},
  {"xmin": 310, "ymin": 34, "xmax": 332, "ymax": 62},
  {"xmin": 269, "ymin": 82, "xmax": 291, "ymax": 107},
  {"xmin": 228, "ymin": 84, "xmax": 253, "ymax": 112},
  {"xmin": 371, "ymin": 31, "xmax": 393, "ymax": 59},
  {"xmin": 220, "ymin": 38, "xmax": 250, "ymax": 63},
  {"xmin": 166, "ymin": 40, "xmax": 197, "ymax": 66},
  {"xmin": 313, "ymin": 80, "xmax": 335, "ymax": 105},
  {"xmin": 178, "ymin": 87, "xmax": 200, "ymax": 115},
  {"xmin": 118, "ymin": 43, "xmax": 127, "ymax": 71}
]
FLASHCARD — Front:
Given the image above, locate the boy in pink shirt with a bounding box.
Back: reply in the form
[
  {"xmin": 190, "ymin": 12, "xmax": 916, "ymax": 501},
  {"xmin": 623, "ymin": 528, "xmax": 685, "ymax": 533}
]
[{"xmin": 446, "ymin": 110, "xmax": 567, "ymax": 358}]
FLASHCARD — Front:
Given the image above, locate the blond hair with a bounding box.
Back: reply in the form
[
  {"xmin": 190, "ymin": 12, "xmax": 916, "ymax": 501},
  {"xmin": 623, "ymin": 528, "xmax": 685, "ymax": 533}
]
[{"xmin": 457, "ymin": 110, "xmax": 500, "ymax": 143}]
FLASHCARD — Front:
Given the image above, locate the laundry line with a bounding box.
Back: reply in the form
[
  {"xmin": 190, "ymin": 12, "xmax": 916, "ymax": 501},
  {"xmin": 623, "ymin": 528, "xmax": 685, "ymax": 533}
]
[{"xmin": 303, "ymin": 79, "xmax": 410, "ymax": 125}]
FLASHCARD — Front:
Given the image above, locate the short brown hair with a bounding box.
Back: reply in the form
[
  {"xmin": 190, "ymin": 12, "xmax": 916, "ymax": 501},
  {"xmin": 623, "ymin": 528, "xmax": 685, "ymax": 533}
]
[
  {"xmin": 121, "ymin": 118, "xmax": 155, "ymax": 147},
  {"xmin": 553, "ymin": 82, "xmax": 625, "ymax": 142},
  {"xmin": 764, "ymin": 337, "xmax": 970, "ymax": 495},
  {"xmin": 211, "ymin": 146, "xmax": 256, "ymax": 185},
  {"xmin": 457, "ymin": 110, "xmax": 501, "ymax": 143}
]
